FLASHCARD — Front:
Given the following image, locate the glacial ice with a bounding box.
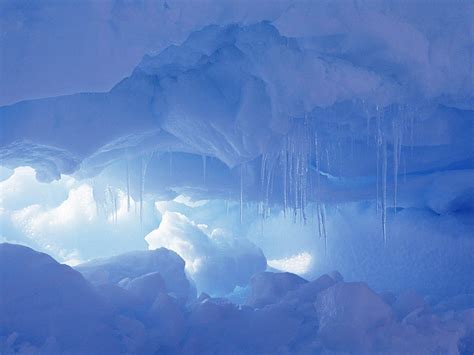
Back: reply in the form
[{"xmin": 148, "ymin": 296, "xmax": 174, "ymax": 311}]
[
  {"xmin": 2, "ymin": 243, "xmax": 474, "ymax": 354},
  {"xmin": 1, "ymin": 17, "xmax": 472, "ymax": 266},
  {"xmin": 0, "ymin": 1, "xmax": 473, "ymax": 353}
]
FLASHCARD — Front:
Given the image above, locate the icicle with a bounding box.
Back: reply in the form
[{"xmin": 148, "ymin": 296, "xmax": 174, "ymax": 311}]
[
  {"xmin": 403, "ymin": 154, "xmax": 407, "ymax": 183},
  {"xmin": 288, "ymin": 137, "xmax": 294, "ymax": 215},
  {"xmin": 321, "ymin": 203, "xmax": 327, "ymax": 253},
  {"xmin": 264, "ymin": 155, "xmax": 276, "ymax": 221},
  {"xmin": 260, "ymin": 153, "xmax": 267, "ymax": 219},
  {"xmin": 269, "ymin": 161, "xmax": 275, "ymax": 211},
  {"xmin": 282, "ymin": 147, "xmax": 288, "ymax": 217},
  {"xmin": 113, "ymin": 190, "xmax": 118, "ymax": 224},
  {"xmin": 325, "ymin": 148, "xmax": 330, "ymax": 174},
  {"xmin": 392, "ymin": 117, "xmax": 402, "ymax": 211},
  {"xmin": 139, "ymin": 159, "xmax": 144, "ymax": 226},
  {"xmin": 300, "ymin": 147, "xmax": 308, "ymax": 224},
  {"xmin": 316, "ymin": 203, "xmax": 323, "ymax": 238},
  {"xmin": 410, "ymin": 108, "xmax": 415, "ymax": 157},
  {"xmin": 126, "ymin": 158, "xmax": 131, "ymax": 212},
  {"xmin": 140, "ymin": 153, "xmax": 153, "ymax": 226},
  {"xmin": 294, "ymin": 152, "xmax": 300, "ymax": 222},
  {"xmin": 169, "ymin": 150, "xmax": 173, "ymax": 177},
  {"xmin": 382, "ymin": 136, "xmax": 388, "ymax": 244},
  {"xmin": 314, "ymin": 130, "xmax": 324, "ymax": 239},
  {"xmin": 134, "ymin": 195, "xmax": 138, "ymax": 216},
  {"xmin": 91, "ymin": 182, "xmax": 103, "ymax": 219},
  {"xmin": 202, "ymin": 155, "xmax": 207, "ymax": 185},
  {"xmin": 365, "ymin": 101, "xmax": 371, "ymax": 146},
  {"xmin": 375, "ymin": 106, "xmax": 382, "ymax": 215},
  {"xmin": 107, "ymin": 187, "xmax": 117, "ymax": 224},
  {"xmin": 301, "ymin": 171, "xmax": 307, "ymax": 224},
  {"xmin": 240, "ymin": 164, "xmax": 244, "ymax": 225}
]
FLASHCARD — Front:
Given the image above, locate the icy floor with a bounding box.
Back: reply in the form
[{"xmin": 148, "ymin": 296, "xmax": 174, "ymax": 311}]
[{"xmin": 1, "ymin": 243, "xmax": 473, "ymax": 354}]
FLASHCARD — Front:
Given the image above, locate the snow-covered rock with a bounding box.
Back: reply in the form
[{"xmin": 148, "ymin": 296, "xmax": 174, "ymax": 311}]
[
  {"xmin": 120, "ymin": 272, "xmax": 167, "ymax": 307},
  {"xmin": 0, "ymin": 243, "xmax": 122, "ymax": 354},
  {"xmin": 246, "ymin": 271, "xmax": 308, "ymax": 308},
  {"xmin": 76, "ymin": 248, "xmax": 194, "ymax": 302},
  {"xmin": 393, "ymin": 289, "xmax": 427, "ymax": 319},
  {"xmin": 146, "ymin": 293, "xmax": 187, "ymax": 353},
  {"xmin": 1, "ymin": 243, "xmax": 473, "ymax": 354},
  {"xmin": 314, "ymin": 282, "xmax": 394, "ymax": 352},
  {"xmin": 283, "ymin": 273, "xmax": 337, "ymax": 304}
]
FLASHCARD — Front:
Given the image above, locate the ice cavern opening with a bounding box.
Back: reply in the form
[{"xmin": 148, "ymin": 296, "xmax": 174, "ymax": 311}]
[{"xmin": 0, "ymin": 1, "xmax": 473, "ymax": 354}]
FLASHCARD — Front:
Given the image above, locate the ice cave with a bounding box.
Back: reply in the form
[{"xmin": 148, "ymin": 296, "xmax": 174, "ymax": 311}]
[{"xmin": 0, "ymin": 0, "xmax": 473, "ymax": 354}]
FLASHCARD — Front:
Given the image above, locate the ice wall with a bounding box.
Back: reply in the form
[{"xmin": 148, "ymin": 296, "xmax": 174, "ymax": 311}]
[
  {"xmin": 1, "ymin": 16, "xmax": 472, "ymax": 208},
  {"xmin": 0, "ymin": 0, "xmax": 473, "ymax": 300}
]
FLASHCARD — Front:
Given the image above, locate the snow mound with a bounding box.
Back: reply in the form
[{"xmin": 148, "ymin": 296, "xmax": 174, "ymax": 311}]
[
  {"xmin": 145, "ymin": 211, "xmax": 266, "ymax": 295},
  {"xmin": 0, "ymin": 243, "xmax": 121, "ymax": 353}
]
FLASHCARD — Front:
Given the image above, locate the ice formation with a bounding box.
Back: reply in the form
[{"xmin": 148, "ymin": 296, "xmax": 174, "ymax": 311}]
[
  {"xmin": 1, "ymin": 0, "xmax": 473, "ymax": 353},
  {"xmin": 2, "ymin": 243, "xmax": 474, "ymax": 354}
]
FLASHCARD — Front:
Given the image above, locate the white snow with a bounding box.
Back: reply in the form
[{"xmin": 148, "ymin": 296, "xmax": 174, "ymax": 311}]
[{"xmin": 145, "ymin": 211, "xmax": 266, "ymax": 295}]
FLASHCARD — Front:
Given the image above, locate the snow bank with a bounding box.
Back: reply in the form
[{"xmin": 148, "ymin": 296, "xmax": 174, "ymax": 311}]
[
  {"xmin": 145, "ymin": 211, "xmax": 266, "ymax": 295},
  {"xmin": 0, "ymin": 167, "xmax": 159, "ymax": 262}
]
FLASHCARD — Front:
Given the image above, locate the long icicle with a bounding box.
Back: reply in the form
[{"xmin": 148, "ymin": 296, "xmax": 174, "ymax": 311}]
[
  {"xmin": 261, "ymin": 153, "xmax": 267, "ymax": 219},
  {"xmin": 202, "ymin": 155, "xmax": 207, "ymax": 185},
  {"xmin": 126, "ymin": 158, "xmax": 131, "ymax": 212},
  {"xmin": 393, "ymin": 110, "xmax": 403, "ymax": 211},
  {"xmin": 321, "ymin": 203, "xmax": 327, "ymax": 253},
  {"xmin": 376, "ymin": 106, "xmax": 381, "ymax": 216},
  {"xmin": 139, "ymin": 159, "xmax": 144, "ymax": 226},
  {"xmin": 382, "ymin": 136, "xmax": 388, "ymax": 244},
  {"xmin": 139, "ymin": 153, "xmax": 151, "ymax": 227},
  {"xmin": 282, "ymin": 146, "xmax": 288, "ymax": 218},
  {"xmin": 240, "ymin": 164, "xmax": 244, "ymax": 225},
  {"xmin": 314, "ymin": 129, "xmax": 322, "ymax": 239}
]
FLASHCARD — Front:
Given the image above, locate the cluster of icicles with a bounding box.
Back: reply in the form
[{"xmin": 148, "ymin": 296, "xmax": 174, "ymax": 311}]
[
  {"xmin": 252, "ymin": 102, "xmax": 417, "ymax": 247},
  {"xmin": 93, "ymin": 102, "xmax": 418, "ymax": 248}
]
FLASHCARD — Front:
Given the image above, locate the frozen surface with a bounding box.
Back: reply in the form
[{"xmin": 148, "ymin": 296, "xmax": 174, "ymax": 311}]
[
  {"xmin": 1, "ymin": 243, "xmax": 474, "ymax": 354},
  {"xmin": 1, "ymin": 1, "xmax": 473, "ymax": 353}
]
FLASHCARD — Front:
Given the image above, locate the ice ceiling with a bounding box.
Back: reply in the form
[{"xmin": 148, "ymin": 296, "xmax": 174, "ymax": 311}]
[{"xmin": 0, "ymin": 0, "xmax": 473, "ymax": 296}]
